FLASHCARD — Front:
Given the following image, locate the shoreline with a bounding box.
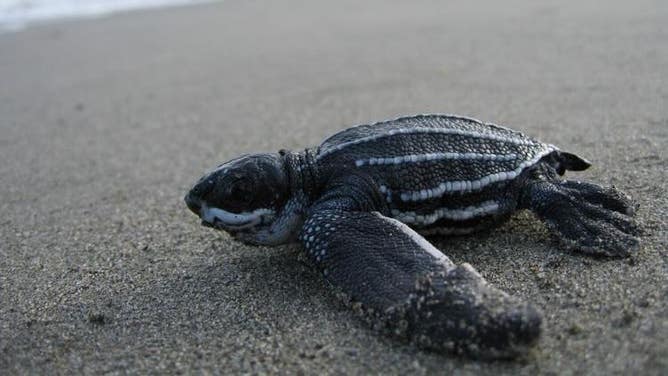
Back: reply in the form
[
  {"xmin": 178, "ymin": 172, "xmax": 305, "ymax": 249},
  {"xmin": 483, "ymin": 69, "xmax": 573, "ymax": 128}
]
[{"xmin": 0, "ymin": 0, "xmax": 216, "ymax": 33}]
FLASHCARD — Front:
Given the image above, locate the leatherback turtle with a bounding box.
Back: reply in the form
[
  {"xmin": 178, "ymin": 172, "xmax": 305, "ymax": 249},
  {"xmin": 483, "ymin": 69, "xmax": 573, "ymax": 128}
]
[{"xmin": 184, "ymin": 114, "xmax": 639, "ymax": 358}]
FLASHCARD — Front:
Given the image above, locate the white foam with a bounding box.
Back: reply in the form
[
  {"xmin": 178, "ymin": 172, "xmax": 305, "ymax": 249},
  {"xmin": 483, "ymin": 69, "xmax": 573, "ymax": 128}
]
[{"xmin": 0, "ymin": 0, "xmax": 215, "ymax": 32}]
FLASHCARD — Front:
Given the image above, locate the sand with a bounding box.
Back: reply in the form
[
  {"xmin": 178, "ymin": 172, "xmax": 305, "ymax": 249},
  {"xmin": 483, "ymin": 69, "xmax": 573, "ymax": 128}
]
[{"xmin": 1, "ymin": 0, "xmax": 666, "ymax": 374}]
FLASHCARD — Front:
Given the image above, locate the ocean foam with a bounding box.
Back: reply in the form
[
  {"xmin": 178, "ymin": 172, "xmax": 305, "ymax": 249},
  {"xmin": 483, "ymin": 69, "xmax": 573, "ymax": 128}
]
[{"xmin": 0, "ymin": 0, "xmax": 215, "ymax": 32}]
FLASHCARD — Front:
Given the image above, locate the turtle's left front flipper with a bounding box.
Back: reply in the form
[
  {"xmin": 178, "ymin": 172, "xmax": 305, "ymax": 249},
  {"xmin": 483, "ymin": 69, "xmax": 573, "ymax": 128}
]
[{"xmin": 300, "ymin": 201, "xmax": 541, "ymax": 358}]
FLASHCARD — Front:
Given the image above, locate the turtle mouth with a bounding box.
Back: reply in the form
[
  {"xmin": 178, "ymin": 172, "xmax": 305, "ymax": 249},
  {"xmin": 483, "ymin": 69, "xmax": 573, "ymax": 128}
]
[{"xmin": 198, "ymin": 203, "xmax": 275, "ymax": 232}]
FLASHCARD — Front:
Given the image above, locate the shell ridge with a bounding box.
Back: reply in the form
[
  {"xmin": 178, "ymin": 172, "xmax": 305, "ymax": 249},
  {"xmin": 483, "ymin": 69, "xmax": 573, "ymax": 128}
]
[
  {"xmin": 317, "ymin": 127, "xmax": 537, "ymax": 161},
  {"xmin": 317, "ymin": 114, "xmax": 536, "ymax": 161},
  {"xmin": 394, "ymin": 145, "xmax": 557, "ymax": 202}
]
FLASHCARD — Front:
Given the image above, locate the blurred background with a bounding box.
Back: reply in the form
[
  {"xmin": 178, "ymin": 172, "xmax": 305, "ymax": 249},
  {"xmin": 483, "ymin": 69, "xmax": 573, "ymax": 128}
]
[{"xmin": 1, "ymin": 0, "xmax": 666, "ymax": 374}]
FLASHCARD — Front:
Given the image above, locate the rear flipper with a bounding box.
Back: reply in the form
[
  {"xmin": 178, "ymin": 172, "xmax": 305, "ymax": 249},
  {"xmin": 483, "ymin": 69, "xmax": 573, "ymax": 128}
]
[
  {"xmin": 521, "ymin": 179, "xmax": 640, "ymax": 257},
  {"xmin": 301, "ymin": 203, "xmax": 541, "ymax": 358}
]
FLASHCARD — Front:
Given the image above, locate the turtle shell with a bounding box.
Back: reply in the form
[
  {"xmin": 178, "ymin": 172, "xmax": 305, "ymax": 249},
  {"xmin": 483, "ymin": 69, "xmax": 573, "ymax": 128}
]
[{"xmin": 312, "ymin": 114, "xmax": 562, "ymax": 230}]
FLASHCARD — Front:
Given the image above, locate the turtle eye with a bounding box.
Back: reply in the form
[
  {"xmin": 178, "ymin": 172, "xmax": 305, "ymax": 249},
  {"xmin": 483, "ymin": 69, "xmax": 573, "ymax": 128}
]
[{"xmin": 228, "ymin": 181, "xmax": 254, "ymax": 205}]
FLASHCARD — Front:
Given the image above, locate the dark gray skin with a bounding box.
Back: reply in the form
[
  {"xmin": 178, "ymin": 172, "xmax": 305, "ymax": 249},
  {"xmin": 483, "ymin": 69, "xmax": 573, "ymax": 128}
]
[{"xmin": 185, "ymin": 114, "xmax": 640, "ymax": 359}]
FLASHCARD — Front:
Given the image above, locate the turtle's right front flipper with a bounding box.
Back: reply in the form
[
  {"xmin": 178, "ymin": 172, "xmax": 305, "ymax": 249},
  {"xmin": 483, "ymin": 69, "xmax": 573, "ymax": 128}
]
[{"xmin": 301, "ymin": 193, "xmax": 541, "ymax": 358}]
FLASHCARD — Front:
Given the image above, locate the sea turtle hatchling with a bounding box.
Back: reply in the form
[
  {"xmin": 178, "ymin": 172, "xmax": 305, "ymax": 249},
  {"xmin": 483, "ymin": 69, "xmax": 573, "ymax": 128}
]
[{"xmin": 184, "ymin": 114, "xmax": 640, "ymax": 358}]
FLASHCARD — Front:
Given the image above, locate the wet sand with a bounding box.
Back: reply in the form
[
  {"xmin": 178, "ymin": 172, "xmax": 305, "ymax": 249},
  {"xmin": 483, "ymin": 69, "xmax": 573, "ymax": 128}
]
[{"xmin": 1, "ymin": 0, "xmax": 666, "ymax": 374}]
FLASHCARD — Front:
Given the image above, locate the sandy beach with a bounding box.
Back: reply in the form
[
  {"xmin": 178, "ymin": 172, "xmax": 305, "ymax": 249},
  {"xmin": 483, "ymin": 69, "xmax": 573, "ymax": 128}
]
[{"xmin": 1, "ymin": 0, "xmax": 666, "ymax": 373}]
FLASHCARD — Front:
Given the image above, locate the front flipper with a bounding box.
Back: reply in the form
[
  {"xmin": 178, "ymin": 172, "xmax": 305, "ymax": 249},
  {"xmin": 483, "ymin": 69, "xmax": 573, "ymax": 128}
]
[
  {"xmin": 521, "ymin": 178, "xmax": 640, "ymax": 257},
  {"xmin": 301, "ymin": 203, "xmax": 541, "ymax": 358}
]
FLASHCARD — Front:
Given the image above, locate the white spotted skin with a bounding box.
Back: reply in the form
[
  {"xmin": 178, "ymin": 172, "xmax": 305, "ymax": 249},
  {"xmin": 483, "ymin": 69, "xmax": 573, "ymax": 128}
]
[{"xmin": 301, "ymin": 212, "xmax": 339, "ymax": 265}]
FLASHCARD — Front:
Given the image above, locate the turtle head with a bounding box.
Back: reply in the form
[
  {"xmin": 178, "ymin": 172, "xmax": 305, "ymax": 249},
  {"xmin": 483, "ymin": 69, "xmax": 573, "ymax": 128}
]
[{"xmin": 185, "ymin": 153, "xmax": 289, "ymax": 235}]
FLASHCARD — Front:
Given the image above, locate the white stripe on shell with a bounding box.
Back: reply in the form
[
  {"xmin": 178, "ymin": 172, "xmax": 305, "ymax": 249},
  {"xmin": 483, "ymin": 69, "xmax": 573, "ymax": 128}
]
[
  {"xmin": 375, "ymin": 213, "xmax": 455, "ymax": 270},
  {"xmin": 317, "ymin": 119, "xmax": 536, "ymax": 160},
  {"xmin": 419, "ymin": 227, "xmax": 478, "ymax": 236},
  {"xmin": 355, "ymin": 152, "xmax": 517, "ymax": 167},
  {"xmin": 201, "ymin": 203, "xmax": 275, "ymax": 229},
  {"xmin": 398, "ymin": 145, "xmax": 556, "ymax": 202},
  {"xmin": 391, "ymin": 200, "xmax": 500, "ymax": 226}
]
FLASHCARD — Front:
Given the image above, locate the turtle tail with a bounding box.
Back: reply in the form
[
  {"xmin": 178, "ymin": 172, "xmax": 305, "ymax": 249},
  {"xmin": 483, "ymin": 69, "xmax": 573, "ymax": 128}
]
[{"xmin": 549, "ymin": 150, "xmax": 592, "ymax": 175}]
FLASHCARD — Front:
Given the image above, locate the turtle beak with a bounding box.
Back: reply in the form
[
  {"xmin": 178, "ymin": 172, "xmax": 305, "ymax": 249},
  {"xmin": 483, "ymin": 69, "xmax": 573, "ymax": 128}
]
[
  {"xmin": 185, "ymin": 172, "xmax": 216, "ymax": 217},
  {"xmin": 184, "ymin": 192, "xmax": 202, "ymax": 216}
]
